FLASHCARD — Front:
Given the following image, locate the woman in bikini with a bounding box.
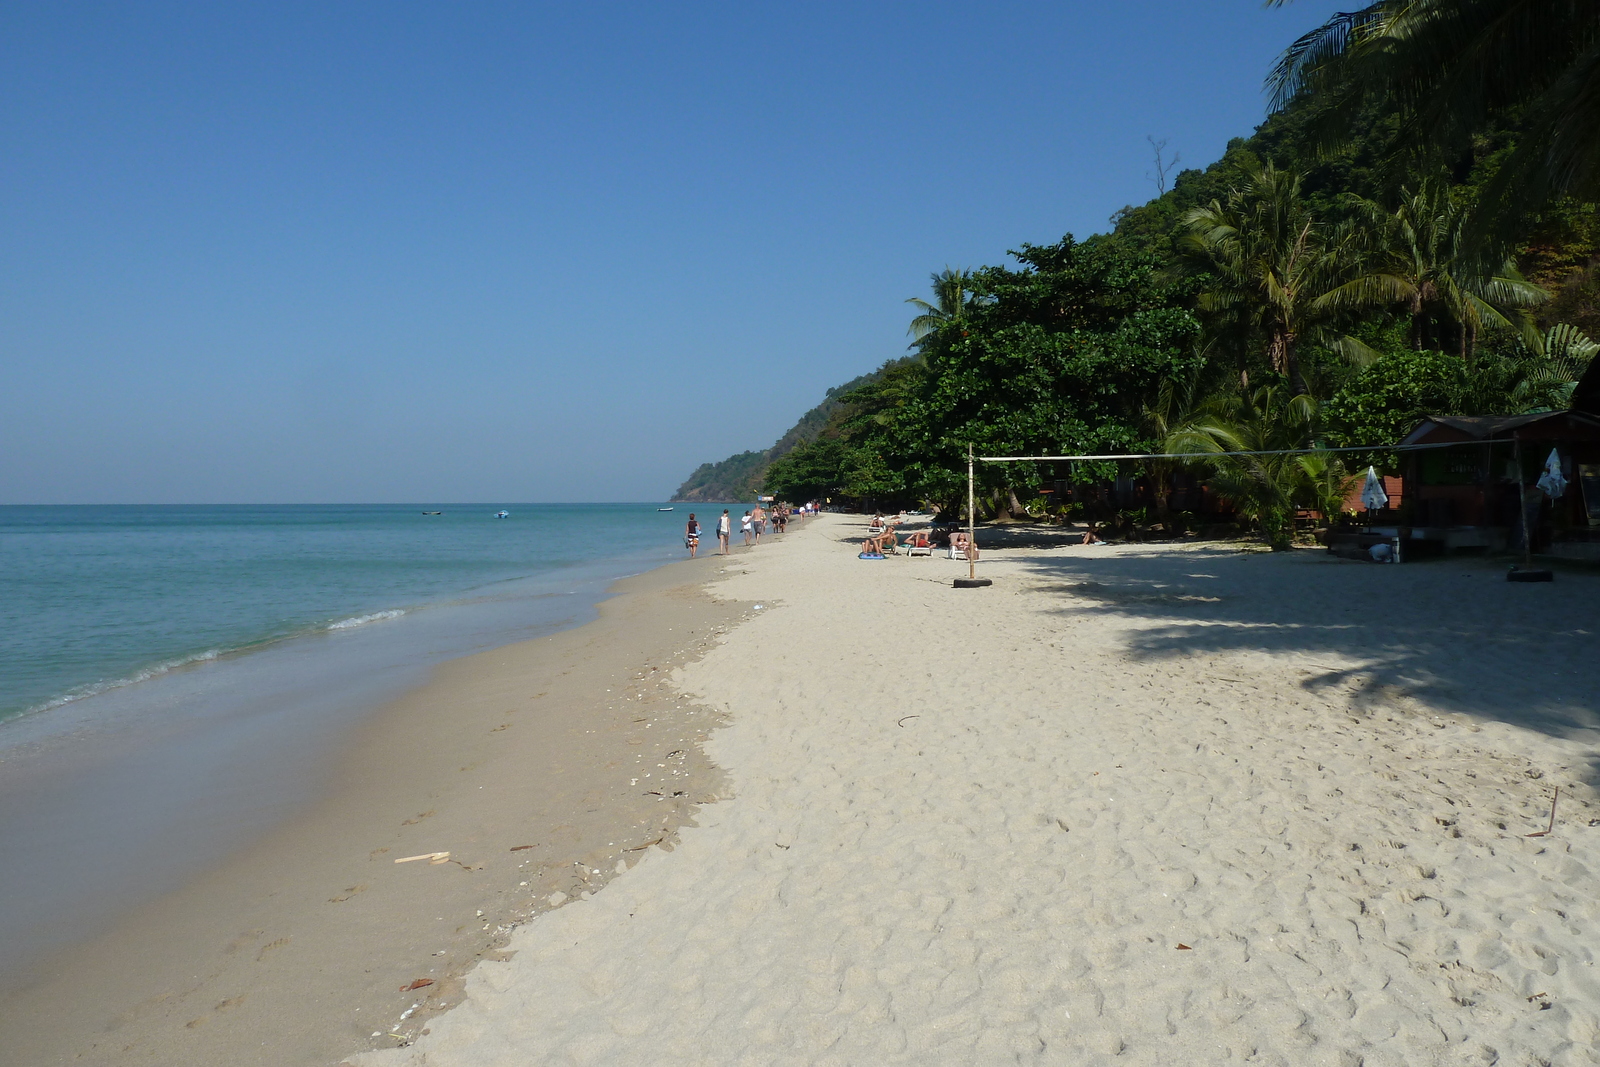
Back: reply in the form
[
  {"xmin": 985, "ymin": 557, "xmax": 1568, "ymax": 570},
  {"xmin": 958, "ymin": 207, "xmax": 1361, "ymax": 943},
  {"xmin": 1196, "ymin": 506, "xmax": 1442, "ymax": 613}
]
[{"xmin": 684, "ymin": 514, "xmax": 701, "ymax": 557}]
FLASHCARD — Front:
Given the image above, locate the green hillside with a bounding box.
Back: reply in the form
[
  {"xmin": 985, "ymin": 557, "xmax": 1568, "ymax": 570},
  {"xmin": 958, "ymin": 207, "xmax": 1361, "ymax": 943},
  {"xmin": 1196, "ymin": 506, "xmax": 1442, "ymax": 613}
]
[{"xmin": 670, "ymin": 363, "xmax": 905, "ymax": 502}]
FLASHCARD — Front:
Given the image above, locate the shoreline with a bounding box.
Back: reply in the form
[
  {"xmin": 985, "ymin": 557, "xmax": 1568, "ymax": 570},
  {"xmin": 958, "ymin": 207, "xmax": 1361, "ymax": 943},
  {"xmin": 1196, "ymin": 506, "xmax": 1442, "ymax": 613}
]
[
  {"xmin": 3, "ymin": 546, "xmax": 761, "ymax": 1067},
  {"xmin": 0, "ymin": 535, "xmax": 704, "ymax": 999}
]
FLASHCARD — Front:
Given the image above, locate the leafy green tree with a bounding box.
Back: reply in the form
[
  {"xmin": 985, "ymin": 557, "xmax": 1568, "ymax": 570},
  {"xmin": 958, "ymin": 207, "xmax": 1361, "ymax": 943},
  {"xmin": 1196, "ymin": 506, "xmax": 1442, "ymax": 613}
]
[
  {"xmin": 1322, "ymin": 349, "xmax": 1461, "ymax": 458},
  {"xmin": 910, "ymin": 235, "xmax": 1203, "ymax": 511},
  {"xmin": 1322, "ymin": 325, "xmax": 1598, "ymax": 463},
  {"xmin": 762, "ymin": 437, "xmax": 851, "ymax": 503}
]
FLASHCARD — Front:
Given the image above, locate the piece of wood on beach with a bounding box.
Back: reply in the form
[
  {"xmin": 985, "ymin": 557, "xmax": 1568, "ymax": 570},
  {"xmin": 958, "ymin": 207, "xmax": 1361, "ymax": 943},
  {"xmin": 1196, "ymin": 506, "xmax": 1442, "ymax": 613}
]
[
  {"xmin": 1526, "ymin": 788, "xmax": 1560, "ymax": 837},
  {"xmin": 400, "ymin": 979, "xmax": 434, "ymax": 992},
  {"xmin": 624, "ymin": 837, "xmax": 665, "ymax": 852},
  {"xmin": 394, "ymin": 852, "xmax": 451, "ymax": 865},
  {"xmin": 509, "ymin": 844, "xmax": 536, "ymax": 851}
]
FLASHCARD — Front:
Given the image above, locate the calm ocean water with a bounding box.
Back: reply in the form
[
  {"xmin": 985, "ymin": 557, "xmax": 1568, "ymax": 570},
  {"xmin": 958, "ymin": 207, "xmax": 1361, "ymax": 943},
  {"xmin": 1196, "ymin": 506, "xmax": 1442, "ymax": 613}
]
[
  {"xmin": 0, "ymin": 503, "xmax": 706, "ymax": 724},
  {"xmin": 0, "ymin": 501, "xmax": 736, "ymax": 980}
]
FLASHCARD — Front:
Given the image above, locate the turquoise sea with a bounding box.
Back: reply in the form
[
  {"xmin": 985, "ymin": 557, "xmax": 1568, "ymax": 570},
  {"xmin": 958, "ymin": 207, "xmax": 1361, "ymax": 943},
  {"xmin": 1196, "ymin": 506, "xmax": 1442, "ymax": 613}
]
[
  {"xmin": 0, "ymin": 503, "xmax": 706, "ymax": 724},
  {"xmin": 0, "ymin": 501, "xmax": 733, "ymax": 984}
]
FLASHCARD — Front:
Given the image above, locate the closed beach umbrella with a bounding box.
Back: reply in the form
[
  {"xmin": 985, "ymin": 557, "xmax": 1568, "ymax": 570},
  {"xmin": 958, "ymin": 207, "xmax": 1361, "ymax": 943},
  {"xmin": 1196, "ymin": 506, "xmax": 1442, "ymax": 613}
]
[
  {"xmin": 1537, "ymin": 447, "xmax": 1568, "ymax": 499},
  {"xmin": 1360, "ymin": 466, "xmax": 1389, "ymax": 511}
]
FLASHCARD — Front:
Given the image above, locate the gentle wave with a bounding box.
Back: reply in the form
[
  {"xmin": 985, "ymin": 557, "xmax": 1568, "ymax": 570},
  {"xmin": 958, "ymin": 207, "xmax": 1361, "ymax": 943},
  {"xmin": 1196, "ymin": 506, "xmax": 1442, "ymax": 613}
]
[
  {"xmin": 327, "ymin": 609, "xmax": 406, "ymax": 630},
  {"xmin": 17, "ymin": 608, "xmax": 409, "ymax": 720},
  {"xmin": 20, "ymin": 648, "xmax": 224, "ymax": 718}
]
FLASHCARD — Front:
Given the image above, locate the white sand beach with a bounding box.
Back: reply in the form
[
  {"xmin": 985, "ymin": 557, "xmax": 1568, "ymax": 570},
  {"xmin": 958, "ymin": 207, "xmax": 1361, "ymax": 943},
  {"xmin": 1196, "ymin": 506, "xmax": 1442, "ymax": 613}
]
[{"xmin": 354, "ymin": 514, "xmax": 1600, "ymax": 1066}]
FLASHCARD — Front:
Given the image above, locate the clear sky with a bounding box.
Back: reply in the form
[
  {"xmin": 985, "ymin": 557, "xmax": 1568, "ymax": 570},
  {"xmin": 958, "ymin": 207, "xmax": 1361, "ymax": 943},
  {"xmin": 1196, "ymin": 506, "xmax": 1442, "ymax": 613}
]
[{"xmin": 1, "ymin": 1, "xmax": 1347, "ymax": 503}]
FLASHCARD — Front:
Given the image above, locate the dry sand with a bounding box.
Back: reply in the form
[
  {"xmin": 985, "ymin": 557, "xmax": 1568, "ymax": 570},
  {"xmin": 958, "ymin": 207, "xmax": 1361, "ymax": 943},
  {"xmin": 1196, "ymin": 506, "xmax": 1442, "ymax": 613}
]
[
  {"xmin": 5, "ymin": 558, "xmax": 749, "ymax": 1067},
  {"xmin": 355, "ymin": 514, "xmax": 1600, "ymax": 1067}
]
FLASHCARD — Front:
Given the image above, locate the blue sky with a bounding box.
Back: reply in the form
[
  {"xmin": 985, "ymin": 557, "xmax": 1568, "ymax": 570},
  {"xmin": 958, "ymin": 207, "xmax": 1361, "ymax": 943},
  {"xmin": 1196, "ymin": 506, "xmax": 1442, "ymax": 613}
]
[{"xmin": 0, "ymin": 1, "xmax": 1346, "ymax": 503}]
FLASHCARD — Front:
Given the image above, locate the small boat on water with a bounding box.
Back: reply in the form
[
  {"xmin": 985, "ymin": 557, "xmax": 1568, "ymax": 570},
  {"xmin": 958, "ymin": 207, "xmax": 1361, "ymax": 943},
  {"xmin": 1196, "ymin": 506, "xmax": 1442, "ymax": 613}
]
[
  {"xmin": 658, "ymin": 507, "xmax": 674, "ymax": 512},
  {"xmin": 494, "ymin": 510, "xmax": 510, "ymax": 519},
  {"xmin": 422, "ymin": 511, "xmax": 442, "ymax": 515}
]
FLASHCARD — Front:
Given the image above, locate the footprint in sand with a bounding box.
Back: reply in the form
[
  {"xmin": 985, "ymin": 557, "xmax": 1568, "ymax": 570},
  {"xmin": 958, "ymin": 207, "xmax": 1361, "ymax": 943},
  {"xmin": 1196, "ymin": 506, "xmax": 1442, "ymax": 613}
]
[{"xmin": 255, "ymin": 937, "xmax": 290, "ymax": 961}]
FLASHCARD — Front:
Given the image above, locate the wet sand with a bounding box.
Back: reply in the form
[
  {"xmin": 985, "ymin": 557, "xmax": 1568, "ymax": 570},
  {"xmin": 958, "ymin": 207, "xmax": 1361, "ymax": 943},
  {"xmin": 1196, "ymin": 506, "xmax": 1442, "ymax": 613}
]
[{"xmin": 5, "ymin": 553, "xmax": 751, "ymax": 1067}]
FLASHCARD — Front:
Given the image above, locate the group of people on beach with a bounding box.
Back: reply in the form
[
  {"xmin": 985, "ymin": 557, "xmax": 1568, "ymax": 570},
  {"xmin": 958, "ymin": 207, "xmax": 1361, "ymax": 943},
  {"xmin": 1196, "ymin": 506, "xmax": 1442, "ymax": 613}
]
[
  {"xmin": 857, "ymin": 513, "xmax": 977, "ymax": 560},
  {"xmin": 684, "ymin": 502, "xmax": 807, "ymax": 557}
]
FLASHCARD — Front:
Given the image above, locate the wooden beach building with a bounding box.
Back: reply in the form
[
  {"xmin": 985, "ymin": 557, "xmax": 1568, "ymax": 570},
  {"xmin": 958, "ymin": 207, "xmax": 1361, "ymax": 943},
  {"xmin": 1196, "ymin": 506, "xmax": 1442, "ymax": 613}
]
[{"xmin": 1397, "ymin": 409, "xmax": 1600, "ymax": 559}]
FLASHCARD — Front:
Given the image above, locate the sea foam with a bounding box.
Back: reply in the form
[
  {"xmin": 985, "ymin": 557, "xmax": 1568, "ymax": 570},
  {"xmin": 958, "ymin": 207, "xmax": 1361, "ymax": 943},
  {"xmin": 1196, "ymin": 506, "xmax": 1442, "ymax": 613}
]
[{"xmin": 327, "ymin": 609, "xmax": 406, "ymax": 630}]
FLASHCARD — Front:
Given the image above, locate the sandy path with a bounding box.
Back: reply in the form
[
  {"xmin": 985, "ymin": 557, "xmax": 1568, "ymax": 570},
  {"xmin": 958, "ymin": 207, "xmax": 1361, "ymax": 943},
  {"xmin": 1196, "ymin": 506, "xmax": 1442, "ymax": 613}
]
[{"xmin": 356, "ymin": 516, "xmax": 1600, "ymax": 1066}]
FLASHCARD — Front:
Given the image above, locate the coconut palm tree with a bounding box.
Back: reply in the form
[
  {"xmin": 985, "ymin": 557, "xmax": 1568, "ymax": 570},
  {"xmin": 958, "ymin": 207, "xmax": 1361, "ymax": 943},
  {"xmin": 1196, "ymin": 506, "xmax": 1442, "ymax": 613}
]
[
  {"xmin": 1164, "ymin": 383, "xmax": 1335, "ymax": 550},
  {"xmin": 1500, "ymin": 322, "xmax": 1600, "ymax": 411},
  {"xmin": 1266, "ymin": 1, "xmax": 1600, "ymax": 231},
  {"xmin": 1178, "ymin": 163, "xmax": 1370, "ymax": 395},
  {"xmin": 1314, "ymin": 182, "xmax": 1547, "ymax": 358},
  {"xmin": 905, "ymin": 269, "xmax": 980, "ymax": 348},
  {"xmin": 1141, "ymin": 364, "xmax": 1212, "ymax": 529}
]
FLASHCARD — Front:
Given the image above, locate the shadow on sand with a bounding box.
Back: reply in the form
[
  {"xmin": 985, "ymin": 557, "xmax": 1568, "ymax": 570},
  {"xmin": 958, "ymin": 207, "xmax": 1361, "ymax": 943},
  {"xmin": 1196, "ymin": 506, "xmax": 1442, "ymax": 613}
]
[{"xmin": 1015, "ymin": 544, "xmax": 1600, "ymax": 769}]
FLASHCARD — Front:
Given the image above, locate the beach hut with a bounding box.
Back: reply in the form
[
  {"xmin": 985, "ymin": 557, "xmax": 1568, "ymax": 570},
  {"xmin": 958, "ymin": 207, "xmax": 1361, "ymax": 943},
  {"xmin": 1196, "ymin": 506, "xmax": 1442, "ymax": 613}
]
[{"xmin": 1397, "ymin": 409, "xmax": 1600, "ymax": 558}]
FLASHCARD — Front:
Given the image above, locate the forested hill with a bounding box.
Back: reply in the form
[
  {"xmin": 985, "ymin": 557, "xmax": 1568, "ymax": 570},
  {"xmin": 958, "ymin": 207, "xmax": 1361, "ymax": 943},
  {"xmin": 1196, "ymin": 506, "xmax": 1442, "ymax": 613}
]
[
  {"xmin": 670, "ymin": 363, "xmax": 905, "ymax": 501},
  {"xmin": 679, "ymin": 7, "xmax": 1600, "ymax": 531}
]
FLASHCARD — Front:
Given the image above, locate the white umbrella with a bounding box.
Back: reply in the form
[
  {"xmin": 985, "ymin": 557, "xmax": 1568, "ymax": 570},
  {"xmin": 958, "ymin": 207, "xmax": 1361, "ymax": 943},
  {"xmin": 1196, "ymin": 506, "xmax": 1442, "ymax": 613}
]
[
  {"xmin": 1360, "ymin": 466, "xmax": 1389, "ymax": 511},
  {"xmin": 1537, "ymin": 447, "xmax": 1568, "ymax": 499}
]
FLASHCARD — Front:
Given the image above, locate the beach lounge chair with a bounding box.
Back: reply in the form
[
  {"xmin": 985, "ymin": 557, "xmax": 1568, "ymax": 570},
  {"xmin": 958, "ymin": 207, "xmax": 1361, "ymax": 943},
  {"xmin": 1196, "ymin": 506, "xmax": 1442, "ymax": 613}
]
[{"xmin": 900, "ymin": 532, "xmax": 934, "ymax": 557}]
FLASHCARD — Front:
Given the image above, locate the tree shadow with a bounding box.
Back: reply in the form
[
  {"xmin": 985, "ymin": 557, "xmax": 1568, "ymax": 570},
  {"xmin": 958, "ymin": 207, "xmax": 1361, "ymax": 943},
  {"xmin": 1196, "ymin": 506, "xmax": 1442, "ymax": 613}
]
[{"xmin": 1016, "ymin": 545, "xmax": 1600, "ymax": 761}]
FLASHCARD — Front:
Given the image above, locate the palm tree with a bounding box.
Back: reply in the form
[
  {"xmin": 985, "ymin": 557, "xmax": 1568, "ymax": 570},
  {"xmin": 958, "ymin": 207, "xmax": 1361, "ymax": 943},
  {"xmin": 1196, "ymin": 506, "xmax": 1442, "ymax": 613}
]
[
  {"xmin": 1141, "ymin": 365, "xmax": 1211, "ymax": 529},
  {"xmin": 1164, "ymin": 383, "xmax": 1336, "ymax": 550},
  {"xmin": 1266, "ymin": 1, "xmax": 1600, "ymax": 232},
  {"xmin": 1178, "ymin": 163, "xmax": 1362, "ymax": 395},
  {"xmin": 1314, "ymin": 183, "xmax": 1547, "ymax": 358},
  {"xmin": 905, "ymin": 269, "xmax": 980, "ymax": 348},
  {"xmin": 1486, "ymin": 322, "xmax": 1600, "ymax": 413}
]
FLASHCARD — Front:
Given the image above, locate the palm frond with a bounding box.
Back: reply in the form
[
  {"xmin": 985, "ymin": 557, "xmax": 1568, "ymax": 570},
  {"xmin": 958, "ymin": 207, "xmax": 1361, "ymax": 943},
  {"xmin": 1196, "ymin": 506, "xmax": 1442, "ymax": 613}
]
[
  {"xmin": 1313, "ymin": 273, "xmax": 1416, "ymax": 312},
  {"xmin": 1324, "ymin": 334, "xmax": 1385, "ymax": 367}
]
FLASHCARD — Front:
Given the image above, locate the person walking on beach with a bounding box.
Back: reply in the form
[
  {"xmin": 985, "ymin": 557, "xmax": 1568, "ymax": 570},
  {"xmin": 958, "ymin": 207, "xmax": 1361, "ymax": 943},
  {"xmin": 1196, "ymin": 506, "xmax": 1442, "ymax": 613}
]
[
  {"xmin": 751, "ymin": 504, "xmax": 766, "ymax": 544},
  {"xmin": 741, "ymin": 511, "xmax": 753, "ymax": 547},
  {"xmin": 684, "ymin": 513, "xmax": 700, "ymax": 557},
  {"xmin": 717, "ymin": 509, "xmax": 731, "ymax": 554}
]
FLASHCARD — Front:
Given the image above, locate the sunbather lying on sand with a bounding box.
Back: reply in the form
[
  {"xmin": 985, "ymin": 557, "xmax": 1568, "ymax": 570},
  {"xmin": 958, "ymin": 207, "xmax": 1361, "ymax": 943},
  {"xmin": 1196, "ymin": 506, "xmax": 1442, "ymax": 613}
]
[{"xmin": 858, "ymin": 532, "xmax": 892, "ymax": 557}]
